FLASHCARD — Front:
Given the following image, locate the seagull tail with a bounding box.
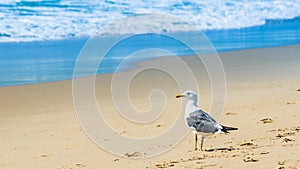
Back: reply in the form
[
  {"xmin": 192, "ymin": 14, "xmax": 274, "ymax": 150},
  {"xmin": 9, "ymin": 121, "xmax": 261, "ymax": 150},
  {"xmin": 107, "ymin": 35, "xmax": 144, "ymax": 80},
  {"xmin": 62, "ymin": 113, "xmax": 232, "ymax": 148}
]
[{"xmin": 221, "ymin": 125, "xmax": 238, "ymax": 133}]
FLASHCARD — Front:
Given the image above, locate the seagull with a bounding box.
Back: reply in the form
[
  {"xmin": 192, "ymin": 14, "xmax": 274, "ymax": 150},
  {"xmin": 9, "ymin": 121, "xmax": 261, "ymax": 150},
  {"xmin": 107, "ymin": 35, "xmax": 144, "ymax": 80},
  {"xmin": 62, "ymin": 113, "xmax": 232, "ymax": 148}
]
[{"xmin": 176, "ymin": 90, "xmax": 238, "ymax": 151}]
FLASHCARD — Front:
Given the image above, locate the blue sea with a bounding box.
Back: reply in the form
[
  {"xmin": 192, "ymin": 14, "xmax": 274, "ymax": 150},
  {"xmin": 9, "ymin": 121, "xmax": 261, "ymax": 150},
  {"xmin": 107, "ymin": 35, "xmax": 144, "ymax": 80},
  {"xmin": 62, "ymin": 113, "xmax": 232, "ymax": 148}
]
[{"xmin": 0, "ymin": 0, "xmax": 300, "ymax": 86}]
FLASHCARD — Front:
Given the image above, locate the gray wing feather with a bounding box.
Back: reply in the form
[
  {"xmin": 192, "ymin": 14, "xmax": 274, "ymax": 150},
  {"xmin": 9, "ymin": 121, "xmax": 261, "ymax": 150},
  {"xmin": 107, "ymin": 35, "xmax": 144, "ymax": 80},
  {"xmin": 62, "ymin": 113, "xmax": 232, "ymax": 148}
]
[{"xmin": 186, "ymin": 109, "xmax": 219, "ymax": 133}]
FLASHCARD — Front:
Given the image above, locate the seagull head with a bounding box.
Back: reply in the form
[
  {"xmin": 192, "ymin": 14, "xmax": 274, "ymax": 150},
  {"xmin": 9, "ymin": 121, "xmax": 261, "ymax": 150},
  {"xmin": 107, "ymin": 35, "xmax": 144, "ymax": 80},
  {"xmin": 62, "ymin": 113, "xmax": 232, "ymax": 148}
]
[{"xmin": 176, "ymin": 90, "xmax": 198, "ymax": 102}]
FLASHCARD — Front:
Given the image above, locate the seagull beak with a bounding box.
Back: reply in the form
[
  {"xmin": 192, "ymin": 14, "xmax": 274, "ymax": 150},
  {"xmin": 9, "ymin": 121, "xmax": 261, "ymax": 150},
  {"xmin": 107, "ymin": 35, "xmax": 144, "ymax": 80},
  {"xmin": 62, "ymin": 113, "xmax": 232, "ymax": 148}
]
[{"xmin": 176, "ymin": 94, "xmax": 183, "ymax": 98}]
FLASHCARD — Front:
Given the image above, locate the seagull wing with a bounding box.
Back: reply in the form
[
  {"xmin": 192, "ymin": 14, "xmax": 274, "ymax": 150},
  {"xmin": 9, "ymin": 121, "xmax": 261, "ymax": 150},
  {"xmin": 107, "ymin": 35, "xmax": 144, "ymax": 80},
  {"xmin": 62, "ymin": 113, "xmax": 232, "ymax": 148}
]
[{"xmin": 186, "ymin": 109, "xmax": 221, "ymax": 133}]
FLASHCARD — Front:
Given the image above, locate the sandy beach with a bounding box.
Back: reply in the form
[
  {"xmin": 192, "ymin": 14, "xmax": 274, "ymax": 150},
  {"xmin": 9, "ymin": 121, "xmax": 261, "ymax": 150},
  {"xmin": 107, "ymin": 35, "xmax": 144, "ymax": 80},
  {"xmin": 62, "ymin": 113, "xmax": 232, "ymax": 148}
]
[{"xmin": 1, "ymin": 45, "xmax": 300, "ymax": 169}]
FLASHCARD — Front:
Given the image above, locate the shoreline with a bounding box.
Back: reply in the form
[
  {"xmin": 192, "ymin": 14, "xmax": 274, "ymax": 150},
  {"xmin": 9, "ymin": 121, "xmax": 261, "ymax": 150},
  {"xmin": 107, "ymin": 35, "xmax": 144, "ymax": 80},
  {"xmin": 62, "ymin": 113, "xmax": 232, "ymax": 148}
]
[
  {"xmin": 0, "ymin": 44, "xmax": 300, "ymax": 168},
  {"xmin": 1, "ymin": 43, "xmax": 300, "ymax": 88}
]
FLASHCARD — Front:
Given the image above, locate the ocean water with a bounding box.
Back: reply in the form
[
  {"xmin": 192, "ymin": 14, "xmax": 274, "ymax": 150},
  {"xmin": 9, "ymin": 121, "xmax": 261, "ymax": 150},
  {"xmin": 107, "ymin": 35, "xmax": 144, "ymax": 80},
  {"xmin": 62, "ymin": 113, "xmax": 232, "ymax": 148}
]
[
  {"xmin": 0, "ymin": 0, "xmax": 300, "ymax": 86},
  {"xmin": 1, "ymin": 0, "xmax": 300, "ymax": 42}
]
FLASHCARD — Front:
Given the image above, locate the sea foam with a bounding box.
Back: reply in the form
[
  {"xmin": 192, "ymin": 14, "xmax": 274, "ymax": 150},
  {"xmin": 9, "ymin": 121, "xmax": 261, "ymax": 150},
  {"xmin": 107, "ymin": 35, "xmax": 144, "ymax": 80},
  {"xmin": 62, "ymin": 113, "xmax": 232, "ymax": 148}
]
[{"xmin": 0, "ymin": 0, "xmax": 300, "ymax": 42}]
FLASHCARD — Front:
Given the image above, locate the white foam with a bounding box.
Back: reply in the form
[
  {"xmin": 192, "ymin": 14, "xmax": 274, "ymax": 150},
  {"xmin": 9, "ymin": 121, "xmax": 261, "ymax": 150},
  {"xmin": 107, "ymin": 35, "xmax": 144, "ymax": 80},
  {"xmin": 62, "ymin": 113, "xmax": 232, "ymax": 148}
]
[{"xmin": 0, "ymin": 0, "xmax": 300, "ymax": 42}]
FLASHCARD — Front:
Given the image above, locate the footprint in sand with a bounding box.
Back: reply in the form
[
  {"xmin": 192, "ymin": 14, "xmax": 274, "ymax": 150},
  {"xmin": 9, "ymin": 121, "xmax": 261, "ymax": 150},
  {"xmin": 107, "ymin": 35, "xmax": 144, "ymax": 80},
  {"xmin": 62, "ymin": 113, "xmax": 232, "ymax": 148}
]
[
  {"xmin": 240, "ymin": 142, "xmax": 255, "ymax": 146},
  {"xmin": 286, "ymin": 102, "xmax": 296, "ymax": 105},
  {"xmin": 33, "ymin": 153, "xmax": 52, "ymax": 160},
  {"xmin": 124, "ymin": 151, "xmax": 143, "ymax": 158},
  {"xmin": 276, "ymin": 132, "xmax": 295, "ymax": 138},
  {"xmin": 119, "ymin": 131, "xmax": 127, "ymax": 134},
  {"xmin": 282, "ymin": 138, "xmax": 295, "ymax": 143},
  {"xmin": 155, "ymin": 162, "xmax": 177, "ymax": 168},
  {"xmin": 260, "ymin": 118, "xmax": 273, "ymax": 124},
  {"xmin": 37, "ymin": 153, "xmax": 52, "ymax": 159},
  {"xmin": 259, "ymin": 151, "xmax": 269, "ymax": 155},
  {"xmin": 75, "ymin": 163, "xmax": 86, "ymax": 168},
  {"xmin": 205, "ymin": 147, "xmax": 236, "ymax": 152},
  {"xmin": 240, "ymin": 142, "xmax": 258, "ymax": 148},
  {"xmin": 239, "ymin": 141, "xmax": 259, "ymax": 150},
  {"xmin": 154, "ymin": 157, "xmax": 205, "ymax": 169},
  {"xmin": 278, "ymin": 160, "xmax": 286, "ymax": 165},
  {"xmin": 243, "ymin": 156, "xmax": 259, "ymax": 162},
  {"xmin": 225, "ymin": 112, "xmax": 236, "ymax": 115}
]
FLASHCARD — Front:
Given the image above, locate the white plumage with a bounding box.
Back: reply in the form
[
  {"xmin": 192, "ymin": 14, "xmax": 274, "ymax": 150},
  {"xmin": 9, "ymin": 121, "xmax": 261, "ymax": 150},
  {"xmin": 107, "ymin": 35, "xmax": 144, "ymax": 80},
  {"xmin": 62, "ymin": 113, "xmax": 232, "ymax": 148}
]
[{"xmin": 176, "ymin": 90, "xmax": 238, "ymax": 151}]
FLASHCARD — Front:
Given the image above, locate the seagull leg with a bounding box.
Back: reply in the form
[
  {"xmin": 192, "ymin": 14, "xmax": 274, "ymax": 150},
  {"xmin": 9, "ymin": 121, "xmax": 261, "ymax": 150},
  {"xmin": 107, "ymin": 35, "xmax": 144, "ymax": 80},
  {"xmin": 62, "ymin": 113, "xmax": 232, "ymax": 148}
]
[
  {"xmin": 200, "ymin": 136, "xmax": 204, "ymax": 151},
  {"xmin": 194, "ymin": 132, "xmax": 198, "ymax": 150}
]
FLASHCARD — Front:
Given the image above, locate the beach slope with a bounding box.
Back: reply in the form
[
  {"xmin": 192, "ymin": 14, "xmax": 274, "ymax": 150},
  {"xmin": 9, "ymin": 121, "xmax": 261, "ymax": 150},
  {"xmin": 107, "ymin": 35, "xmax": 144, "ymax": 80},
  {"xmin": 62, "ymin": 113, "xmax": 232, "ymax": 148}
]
[{"xmin": 0, "ymin": 45, "xmax": 300, "ymax": 169}]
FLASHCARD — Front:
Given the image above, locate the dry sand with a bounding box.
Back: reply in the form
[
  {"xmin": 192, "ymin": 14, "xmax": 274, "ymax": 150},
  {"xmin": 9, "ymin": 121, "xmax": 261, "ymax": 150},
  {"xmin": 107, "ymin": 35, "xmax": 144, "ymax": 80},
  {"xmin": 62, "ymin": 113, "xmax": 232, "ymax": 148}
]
[{"xmin": 0, "ymin": 45, "xmax": 300, "ymax": 169}]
